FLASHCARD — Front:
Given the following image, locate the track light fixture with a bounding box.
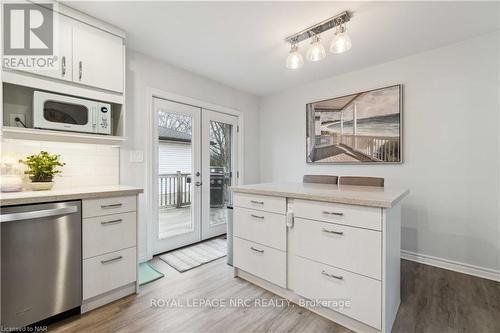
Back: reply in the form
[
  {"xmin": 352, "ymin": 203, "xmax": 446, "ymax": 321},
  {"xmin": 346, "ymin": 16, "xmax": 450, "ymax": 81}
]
[
  {"xmin": 286, "ymin": 42, "xmax": 304, "ymax": 69},
  {"xmin": 285, "ymin": 11, "xmax": 352, "ymax": 69}
]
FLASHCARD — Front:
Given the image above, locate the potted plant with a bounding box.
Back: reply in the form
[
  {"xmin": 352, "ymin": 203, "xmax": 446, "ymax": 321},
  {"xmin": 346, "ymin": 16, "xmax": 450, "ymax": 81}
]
[{"xmin": 19, "ymin": 151, "xmax": 65, "ymax": 191}]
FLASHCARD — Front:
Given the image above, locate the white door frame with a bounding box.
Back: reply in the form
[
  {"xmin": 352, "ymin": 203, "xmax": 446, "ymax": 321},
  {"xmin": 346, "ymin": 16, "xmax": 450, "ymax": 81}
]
[{"xmin": 145, "ymin": 87, "xmax": 244, "ymax": 260}]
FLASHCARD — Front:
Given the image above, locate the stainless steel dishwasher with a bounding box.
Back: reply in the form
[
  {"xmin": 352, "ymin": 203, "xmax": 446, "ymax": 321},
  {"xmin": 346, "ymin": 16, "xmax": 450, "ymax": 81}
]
[{"xmin": 1, "ymin": 201, "xmax": 82, "ymax": 329}]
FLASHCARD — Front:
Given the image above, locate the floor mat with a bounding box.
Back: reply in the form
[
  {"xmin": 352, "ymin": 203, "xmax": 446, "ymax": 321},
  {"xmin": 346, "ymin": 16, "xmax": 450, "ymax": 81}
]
[
  {"xmin": 159, "ymin": 238, "xmax": 227, "ymax": 273},
  {"xmin": 138, "ymin": 262, "xmax": 165, "ymax": 286}
]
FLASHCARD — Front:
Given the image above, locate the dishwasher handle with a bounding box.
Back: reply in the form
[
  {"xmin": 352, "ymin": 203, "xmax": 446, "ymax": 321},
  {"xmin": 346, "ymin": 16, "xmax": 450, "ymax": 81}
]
[{"xmin": 0, "ymin": 206, "xmax": 78, "ymax": 223}]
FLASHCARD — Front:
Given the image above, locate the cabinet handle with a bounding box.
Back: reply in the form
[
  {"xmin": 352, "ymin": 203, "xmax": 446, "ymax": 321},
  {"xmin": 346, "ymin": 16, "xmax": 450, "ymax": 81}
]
[
  {"xmin": 250, "ymin": 214, "xmax": 264, "ymax": 219},
  {"xmin": 101, "ymin": 255, "xmax": 123, "ymax": 264},
  {"xmin": 250, "ymin": 246, "xmax": 264, "ymax": 253},
  {"xmin": 101, "ymin": 203, "xmax": 123, "ymax": 209},
  {"xmin": 101, "ymin": 218, "xmax": 122, "ymax": 225},
  {"xmin": 321, "ymin": 270, "xmax": 343, "ymax": 280},
  {"xmin": 79, "ymin": 61, "xmax": 82, "ymax": 80},
  {"xmin": 61, "ymin": 56, "xmax": 66, "ymax": 76},
  {"xmin": 322, "ymin": 228, "xmax": 344, "ymax": 236},
  {"xmin": 250, "ymin": 200, "xmax": 264, "ymax": 205},
  {"xmin": 322, "ymin": 211, "xmax": 343, "ymax": 216}
]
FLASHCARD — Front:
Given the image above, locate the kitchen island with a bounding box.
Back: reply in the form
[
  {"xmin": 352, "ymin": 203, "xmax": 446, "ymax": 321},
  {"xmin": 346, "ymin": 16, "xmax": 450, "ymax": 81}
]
[{"xmin": 231, "ymin": 182, "xmax": 409, "ymax": 333}]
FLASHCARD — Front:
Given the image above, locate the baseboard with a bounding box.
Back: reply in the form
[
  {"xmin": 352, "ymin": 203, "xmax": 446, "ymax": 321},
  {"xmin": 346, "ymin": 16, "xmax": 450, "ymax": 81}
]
[{"xmin": 401, "ymin": 250, "xmax": 500, "ymax": 282}]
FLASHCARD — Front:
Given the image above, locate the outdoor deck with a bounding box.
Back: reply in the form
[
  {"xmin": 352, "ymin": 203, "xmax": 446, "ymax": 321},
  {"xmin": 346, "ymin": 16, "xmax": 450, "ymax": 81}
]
[{"xmin": 159, "ymin": 206, "xmax": 230, "ymax": 239}]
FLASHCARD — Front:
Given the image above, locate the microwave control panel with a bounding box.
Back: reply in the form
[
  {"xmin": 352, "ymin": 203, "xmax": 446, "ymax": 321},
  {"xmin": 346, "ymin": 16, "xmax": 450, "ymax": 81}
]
[{"xmin": 95, "ymin": 104, "xmax": 112, "ymax": 135}]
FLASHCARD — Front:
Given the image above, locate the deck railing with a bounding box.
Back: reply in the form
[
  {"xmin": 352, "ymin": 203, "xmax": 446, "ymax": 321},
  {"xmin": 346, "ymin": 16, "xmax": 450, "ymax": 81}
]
[
  {"xmin": 316, "ymin": 134, "xmax": 400, "ymax": 162},
  {"xmin": 159, "ymin": 172, "xmax": 192, "ymax": 208}
]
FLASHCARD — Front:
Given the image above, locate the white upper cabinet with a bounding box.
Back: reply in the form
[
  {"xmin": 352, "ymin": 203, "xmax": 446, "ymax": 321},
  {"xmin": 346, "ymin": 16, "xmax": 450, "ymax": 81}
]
[
  {"xmin": 72, "ymin": 22, "xmax": 124, "ymax": 93},
  {"xmin": 8, "ymin": 11, "xmax": 73, "ymax": 82}
]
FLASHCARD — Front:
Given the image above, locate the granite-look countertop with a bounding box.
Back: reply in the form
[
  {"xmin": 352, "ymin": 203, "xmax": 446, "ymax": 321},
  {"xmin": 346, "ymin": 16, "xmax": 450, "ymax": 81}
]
[
  {"xmin": 0, "ymin": 185, "xmax": 143, "ymax": 206},
  {"xmin": 230, "ymin": 182, "xmax": 409, "ymax": 208}
]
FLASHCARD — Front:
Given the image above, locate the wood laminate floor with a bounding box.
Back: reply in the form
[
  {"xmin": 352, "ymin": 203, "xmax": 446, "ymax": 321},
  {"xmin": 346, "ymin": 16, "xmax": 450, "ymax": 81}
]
[{"xmin": 50, "ymin": 259, "xmax": 500, "ymax": 333}]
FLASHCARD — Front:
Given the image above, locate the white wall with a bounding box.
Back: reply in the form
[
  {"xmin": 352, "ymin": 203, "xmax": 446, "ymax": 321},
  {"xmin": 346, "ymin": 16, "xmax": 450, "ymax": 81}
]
[
  {"xmin": 122, "ymin": 50, "xmax": 260, "ymax": 261},
  {"xmin": 1, "ymin": 139, "xmax": 119, "ymax": 189},
  {"xmin": 259, "ymin": 32, "xmax": 500, "ymax": 273}
]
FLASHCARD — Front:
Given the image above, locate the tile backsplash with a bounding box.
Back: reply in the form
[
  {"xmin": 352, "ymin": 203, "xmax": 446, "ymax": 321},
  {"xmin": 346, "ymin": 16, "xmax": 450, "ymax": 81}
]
[{"xmin": 1, "ymin": 139, "xmax": 120, "ymax": 189}]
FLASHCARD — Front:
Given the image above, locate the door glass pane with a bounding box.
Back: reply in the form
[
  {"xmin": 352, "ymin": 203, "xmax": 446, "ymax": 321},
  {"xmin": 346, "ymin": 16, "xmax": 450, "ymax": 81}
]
[
  {"xmin": 43, "ymin": 101, "xmax": 88, "ymax": 125},
  {"xmin": 208, "ymin": 120, "xmax": 233, "ymax": 227},
  {"xmin": 158, "ymin": 110, "xmax": 193, "ymax": 239}
]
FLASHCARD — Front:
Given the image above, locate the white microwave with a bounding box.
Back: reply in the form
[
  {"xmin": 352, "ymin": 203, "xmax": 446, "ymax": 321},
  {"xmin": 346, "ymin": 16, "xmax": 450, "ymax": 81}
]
[{"xmin": 33, "ymin": 91, "xmax": 112, "ymax": 135}]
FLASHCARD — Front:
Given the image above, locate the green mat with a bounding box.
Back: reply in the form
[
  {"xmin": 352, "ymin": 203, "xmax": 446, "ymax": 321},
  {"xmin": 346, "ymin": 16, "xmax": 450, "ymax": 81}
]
[{"xmin": 138, "ymin": 262, "xmax": 164, "ymax": 286}]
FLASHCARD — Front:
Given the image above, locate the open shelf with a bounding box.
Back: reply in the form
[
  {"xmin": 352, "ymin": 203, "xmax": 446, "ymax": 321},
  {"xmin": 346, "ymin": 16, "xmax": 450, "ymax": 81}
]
[{"xmin": 1, "ymin": 127, "xmax": 126, "ymax": 145}]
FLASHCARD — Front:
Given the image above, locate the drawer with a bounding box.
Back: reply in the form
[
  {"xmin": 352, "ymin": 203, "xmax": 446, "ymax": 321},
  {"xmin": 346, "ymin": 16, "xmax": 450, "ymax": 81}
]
[
  {"xmin": 293, "ymin": 255, "xmax": 381, "ymax": 330},
  {"xmin": 234, "ymin": 207, "xmax": 286, "ymax": 251},
  {"xmin": 83, "ymin": 195, "xmax": 136, "ymax": 218},
  {"xmin": 83, "ymin": 212, "xmax": 136, "ymax": 259},
  {"xmin": 294, "ymin": 218, "xmax": 381, "ymax": 279},
  {"xmin": 234, "ymin": 237, "xmax": 286, "ymax": 287},
  {"xmin": 233, "ymin": 193, "xmax": 286, "ymax": 214},
  {"xmin": 83, "ymin": 247, "xmax": 137, "ymax": 300},
  {"xmin": 293, "ymin": 199, "xmax": 381, "ymax": 231}
]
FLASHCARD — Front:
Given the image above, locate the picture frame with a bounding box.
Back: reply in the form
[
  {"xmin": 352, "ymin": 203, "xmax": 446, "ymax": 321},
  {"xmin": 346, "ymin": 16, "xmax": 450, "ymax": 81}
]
[{"xmin": 306, "ymin": 84, "xmax": 402, "ymax": 164}]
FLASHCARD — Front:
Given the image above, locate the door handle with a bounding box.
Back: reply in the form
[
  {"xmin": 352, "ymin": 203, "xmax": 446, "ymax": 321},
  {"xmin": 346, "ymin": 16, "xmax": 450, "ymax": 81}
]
[
  {"xmin": 0, "ymin": 206, "xmax": 78, "ymax": 223},
  {"xmin": 321, "ymin": 270, "xmax": 343, "ymax": 280},
  {"xmin": 61, "ymin": 56, "xmax": 66, "ymax": 76},
  {"xmin": 101, "ymin": 219, "xmax": 123, "ymax": 225},
  {"xmin": 321, "ymin": 228, "xmax": 344, "ymax": 236},
  {"xmin": 322, "ymin": 211, "xmax": 343, "ymax": 216},
  {"xmin": 79, "ymin": 61, "xmax": 82, "ymax": 80},
  {"xmin": 250, "ymin": 246, "xmax": 264, "ymax": 253},
  {"xmin": 195, "ymin": 181, "xmax": 202, "ymax": 187},
  {"xmin": 101, "ymin": 256, "xmax": 123, "ymax": 264},
  {"xmin": 101, "ymin": 203, "xmax": 122, "ymax": 209}
]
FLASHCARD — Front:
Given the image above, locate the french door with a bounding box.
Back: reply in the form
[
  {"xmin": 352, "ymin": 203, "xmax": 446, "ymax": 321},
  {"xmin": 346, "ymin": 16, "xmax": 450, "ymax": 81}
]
[{"xmin": 153, "ymin": 98, "xmax": 239, "ymax": 254}]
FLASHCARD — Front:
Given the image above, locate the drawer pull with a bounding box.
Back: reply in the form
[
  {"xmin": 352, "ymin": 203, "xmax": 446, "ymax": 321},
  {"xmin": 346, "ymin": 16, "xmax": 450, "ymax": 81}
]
[
  {"xmin": 322, "ymin": 211, "xmax": 344, "ymax": 216},
  {"xmin": 322, "ymin": 228, "xmax": 344, "ymax": 236},
  {"xmin": 101, "ymin": 203, "xmax": 123, "ymax": 209},
  {"xmin": 250, "ymin": 200, "xmax": 264, "ymax": 205},
  {"xmin": 321, "ymin": 270, "xmax": 343, "ymax": 280},
  {"xmin": 250, "ymin": 246, "xmax": 264, "ymax": 253},
  {"xmin": 101, "ymin": 255, "xmax": 123, "ymax": 264},
  {"xmin": 101, "ymin": 218, "xmax": 123, "ymax": 225},
  {"xmin": 250, "ymin": 214, "xmax": 265, "ymax": 219}
]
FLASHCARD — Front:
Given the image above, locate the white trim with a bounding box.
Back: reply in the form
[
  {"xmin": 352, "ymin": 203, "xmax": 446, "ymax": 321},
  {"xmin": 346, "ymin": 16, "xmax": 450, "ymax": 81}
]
[
  {"xmin": 144, "ymin": 87, "xmax": 244, "ymax": 260},
  {"xmin": 401, "ymin": 250, "xmax": 500, "ymax": 282}
]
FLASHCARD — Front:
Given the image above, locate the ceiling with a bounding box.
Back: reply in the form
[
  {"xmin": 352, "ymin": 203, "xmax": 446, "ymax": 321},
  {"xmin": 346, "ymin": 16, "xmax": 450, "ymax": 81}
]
[{"xmin": 65, "ymin": 1, "xmax": 499, "ymax": 96}]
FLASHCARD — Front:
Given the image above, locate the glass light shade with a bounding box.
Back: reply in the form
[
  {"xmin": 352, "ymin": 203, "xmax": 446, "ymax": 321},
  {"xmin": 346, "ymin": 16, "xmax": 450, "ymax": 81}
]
[
  {"xmin": 286, "ymin": 45, "xmax": 304, "ymax": 69},
  {"xmin": 306, "ymin": 35, "xmax": 326, "ymax": 62},
  {"xmin": 330, "ymin": 30, "xmax": 352, "ymax": 54}
]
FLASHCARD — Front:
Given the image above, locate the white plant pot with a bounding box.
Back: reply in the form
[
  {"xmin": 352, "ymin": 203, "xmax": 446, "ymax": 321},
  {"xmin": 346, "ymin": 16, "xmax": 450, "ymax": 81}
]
[{"xmin": 30, "ymin": 181, "xmax": 54, "ymax": 191}]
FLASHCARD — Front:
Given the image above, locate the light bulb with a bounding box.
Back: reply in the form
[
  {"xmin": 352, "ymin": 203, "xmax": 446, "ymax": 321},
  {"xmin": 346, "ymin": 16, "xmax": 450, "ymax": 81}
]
[
  {"xmin": 286, "ymin": 44, "xmax": 304, "ymax": 69},
  {"xmin": 306, "ymin": 35, "xmax": 326, "ymax": 62},
  {"xmin": 330, "ymin": 26, "xmax": 352, "ymax": 54}
]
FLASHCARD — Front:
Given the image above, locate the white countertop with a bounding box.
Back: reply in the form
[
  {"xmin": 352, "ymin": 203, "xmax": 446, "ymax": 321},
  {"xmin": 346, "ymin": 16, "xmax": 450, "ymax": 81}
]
[
  {"xmin": 230, "ymin": 182, "xmax": 409, "ymax": 208},
  {"xmin": 0, "ymin": 185, "xmax": 143, "ymax": 206}
]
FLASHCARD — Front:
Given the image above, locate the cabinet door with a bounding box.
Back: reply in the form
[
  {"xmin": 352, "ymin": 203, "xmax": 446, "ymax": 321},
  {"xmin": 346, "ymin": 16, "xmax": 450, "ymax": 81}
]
[
  {"xmin": 72, "ymin": 23, "xmax": 124, "ymax": 92},
  {"xmin": 7, "ymin": 12, "xmax": 73, "ymax": 81}
]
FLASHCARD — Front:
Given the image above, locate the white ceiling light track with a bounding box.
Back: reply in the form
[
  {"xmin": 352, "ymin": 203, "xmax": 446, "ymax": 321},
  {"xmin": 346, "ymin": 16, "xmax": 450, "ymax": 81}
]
[{"xmin": 285, "ymin": 11, "xmax": 352, "ymax": 69}]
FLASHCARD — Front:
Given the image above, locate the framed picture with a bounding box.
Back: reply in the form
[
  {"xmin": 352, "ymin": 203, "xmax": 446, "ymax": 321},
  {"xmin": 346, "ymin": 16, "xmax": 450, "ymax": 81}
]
[{"xmin": 306, "ymin": 84, "xmax": 402, "ymax": 164}]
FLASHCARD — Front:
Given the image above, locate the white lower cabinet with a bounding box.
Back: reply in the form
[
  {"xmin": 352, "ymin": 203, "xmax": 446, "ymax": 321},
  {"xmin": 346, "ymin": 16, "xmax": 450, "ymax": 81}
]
[
  {"xmin": 293, "ymin": 255, "xmax": 382, "ymax": 330},
  {"xmin": 81, "ymin": 195, "xmax": 138, "ymax": 309},
  {"xmin": 234, "ymin": 237, "xmax": 286, "ymax": 287},
  {"xmin": 83, "ymin": 247, "xmax": 137, "ymax": 300}
]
